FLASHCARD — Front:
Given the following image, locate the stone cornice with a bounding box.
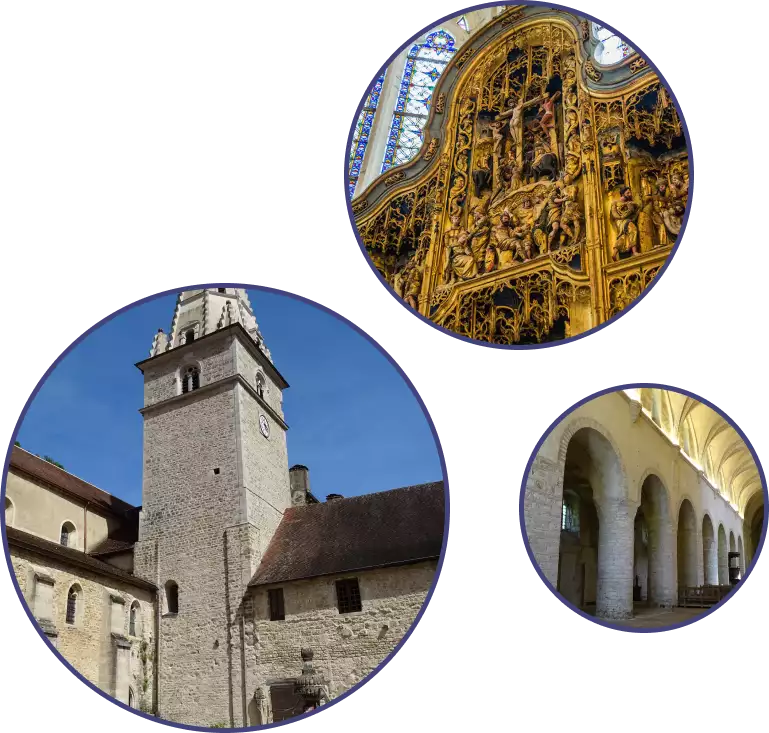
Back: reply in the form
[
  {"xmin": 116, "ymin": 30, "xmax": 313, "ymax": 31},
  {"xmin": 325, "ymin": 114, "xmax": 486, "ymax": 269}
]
[
  {"xmin": 136, "ymin": 323, "xmax": 289, "ymax": 390},
  {"xmin": 139, "ymin": 372, "xmax": 289, "ymax": 431}
]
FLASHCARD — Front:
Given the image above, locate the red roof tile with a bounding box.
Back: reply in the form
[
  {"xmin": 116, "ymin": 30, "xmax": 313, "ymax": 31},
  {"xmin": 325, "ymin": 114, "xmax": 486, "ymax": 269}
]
[{"xmin": 249, "ymin": 481, "xmax": 445, "ymax": 586}]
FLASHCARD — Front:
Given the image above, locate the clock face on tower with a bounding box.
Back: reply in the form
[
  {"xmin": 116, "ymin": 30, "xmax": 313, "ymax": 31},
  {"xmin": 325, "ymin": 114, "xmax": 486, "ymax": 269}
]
[{"xmin": 259, "ymin": 414, "xmax": 270, "ymax": 438}]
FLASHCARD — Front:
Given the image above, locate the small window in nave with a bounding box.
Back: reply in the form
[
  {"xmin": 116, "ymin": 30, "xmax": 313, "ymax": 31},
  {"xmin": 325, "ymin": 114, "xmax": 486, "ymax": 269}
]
[{"xmin": 66, "ymin": 586, "xmax": 79, "ymax": 624}]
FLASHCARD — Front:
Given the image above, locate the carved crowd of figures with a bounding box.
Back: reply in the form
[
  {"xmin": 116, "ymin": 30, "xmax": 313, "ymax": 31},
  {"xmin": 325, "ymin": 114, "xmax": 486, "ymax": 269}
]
[{"xmin": 610, "ymin": 168, "xmax": 689, "ymax": 261}]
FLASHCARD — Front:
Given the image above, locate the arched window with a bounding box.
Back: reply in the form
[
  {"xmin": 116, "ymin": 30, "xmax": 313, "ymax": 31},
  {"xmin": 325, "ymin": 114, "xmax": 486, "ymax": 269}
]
[
  {"xmin": 181, "ymin": 365, "xmax": 200, "ymax": 394},
  {"xmin": 66, "ymin": 584, "xmax": 80, "ymax": 625},
  {"xmin": 592, "ymin": 23, "xmax": 633, "ymax": 66},
  {"xmin": 60, "ymin": 521, "xmax": 76, "ymax": 548},
  {"xmin": 561, "ymin": 491, "xmax": 580, "ymax": 534},
  {"xmin": 129, "ymin": 601, "xmax": 141, "ymax": 636},
  {"xmin": 381, "ymin": 30, "xmax": 457, "ymax": 172},
  {"xmin": 184, "ymin": 329, "xmax": 195, "ymax": 344},
  {"xmin": 5, "ymin": 496, "xmax": 14, "ymax": 527},
  {"xmin": 348, "ymin": 73, "xmax": 386, "ymax": 199},
  {"xmin": 128, "ymin": 688, "xmax": 136, "ymax": 709},
  {"xmin": 255, "ymin": 372, "xmax": 266, "ymax": 399},
  {"xmin": 164, "ymin": 580, "xmax": 179, "ymax": 615}
]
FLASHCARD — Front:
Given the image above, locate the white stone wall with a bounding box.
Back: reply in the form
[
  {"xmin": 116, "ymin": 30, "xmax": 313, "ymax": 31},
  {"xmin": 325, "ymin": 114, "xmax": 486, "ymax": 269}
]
[
  {"xmin": 5, "ymin": 469, "xmax": 120, "ymax": 551},
  {"xmin": 247, "ymin": 561, "xmax": 437, "ymax": 715},
  {"xmin": 524, "ymin": 392, "xmax": 748, "ymax": 618},
  {"xmin": 10, "ymin": 546, "xmax": 156, "ymax": 711}
]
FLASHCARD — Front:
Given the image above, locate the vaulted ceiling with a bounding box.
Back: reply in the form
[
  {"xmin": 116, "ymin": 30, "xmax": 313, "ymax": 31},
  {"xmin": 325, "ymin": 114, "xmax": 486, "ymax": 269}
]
[{"xmin": 636, "ymin": 388, "xmax": 762, "ymax": 515}]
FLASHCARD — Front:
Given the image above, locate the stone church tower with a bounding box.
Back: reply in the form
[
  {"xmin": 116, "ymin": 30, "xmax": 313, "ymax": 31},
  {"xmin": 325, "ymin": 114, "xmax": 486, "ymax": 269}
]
[{"xmin": 133, "ymin": 288, "xmax": 292, "ymax": 726}]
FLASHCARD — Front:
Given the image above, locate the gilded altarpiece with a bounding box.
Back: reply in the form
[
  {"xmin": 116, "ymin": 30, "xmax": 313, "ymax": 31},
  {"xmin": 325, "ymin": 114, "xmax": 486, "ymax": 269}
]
[{"xmin": 352, "ymin": 10, "xmax": 689, "ymax": 344}]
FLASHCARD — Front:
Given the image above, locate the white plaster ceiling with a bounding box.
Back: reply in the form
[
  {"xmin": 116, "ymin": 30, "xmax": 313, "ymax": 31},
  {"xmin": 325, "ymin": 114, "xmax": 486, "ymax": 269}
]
[{"xmin": 639, "ymin": 389, "xmax": 762, "ymax": 515}]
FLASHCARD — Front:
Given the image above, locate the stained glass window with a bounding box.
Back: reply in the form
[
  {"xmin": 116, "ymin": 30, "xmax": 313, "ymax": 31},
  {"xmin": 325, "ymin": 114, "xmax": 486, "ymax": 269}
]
[
  {"xmin": 457, "ymin": 16, "xmax": 469, "ymax": 33},
  {"xmin": 348, "ymin": 73, "xmax": 385, "ymax": 199},
  {"xmin": 592, "ymin": 22, "xmax": 633, "ymax": 65},
  {"xmin": 381, "ymin": 29, "xmax": 457, "ymax": 173}
]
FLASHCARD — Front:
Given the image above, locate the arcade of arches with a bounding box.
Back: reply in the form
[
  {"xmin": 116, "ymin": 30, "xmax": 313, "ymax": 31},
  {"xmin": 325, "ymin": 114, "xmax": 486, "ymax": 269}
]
[{"xmin": 524, "ymin": 388, "xmax": 765, "ymax": 628}]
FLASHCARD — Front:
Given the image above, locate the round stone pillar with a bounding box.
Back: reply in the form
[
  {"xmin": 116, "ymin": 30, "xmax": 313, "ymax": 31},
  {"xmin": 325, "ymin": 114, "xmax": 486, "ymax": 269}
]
[
  {"xmin": 597, "ymin": 497, "xmax": 637, "ymax": 620},
  {"xmin": 647, "ymin": 518, "xmax": 675, "ymax": 608}
]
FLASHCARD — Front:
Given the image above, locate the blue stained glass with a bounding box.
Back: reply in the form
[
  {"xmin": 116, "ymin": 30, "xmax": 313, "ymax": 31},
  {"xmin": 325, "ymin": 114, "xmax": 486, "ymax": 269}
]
[
  {"xmin": 381, "ymin": 29, "xmax": 456, "ymax": 173},
  {"xmin": 348, "ymin": 73, "xmax": 385, "ymax": 198}
]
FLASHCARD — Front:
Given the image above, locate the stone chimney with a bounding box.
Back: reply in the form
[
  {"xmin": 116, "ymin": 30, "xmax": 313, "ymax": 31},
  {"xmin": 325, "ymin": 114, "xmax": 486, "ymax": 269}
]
[{"xmin": 289, "ymin": 465, "xmax": 311, "ymax": 506}]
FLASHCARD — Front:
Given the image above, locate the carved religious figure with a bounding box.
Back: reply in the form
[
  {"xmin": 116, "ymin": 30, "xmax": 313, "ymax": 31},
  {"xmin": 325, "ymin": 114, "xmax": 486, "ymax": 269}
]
[
  {"xmin": 492, "ymin": 149, "xmax": 523, "ymax": 201},
  {"xmin": 491, "ymin": 209, "xmax": 531, "ymax": 270},
  {"xmin": 545, "ymin": 183, "xmax": 567, "ymax": 250},
  {"xmin": 560, "ymin": 184, "xmax": 582, "ymax": 245},
  {"xmin": 472, "ymin": 152, "xmax": 493, "ymax": 197},
  {"xmin": 443, "ymin": 215, "xmax": 478, "ymax": 283},
  {"xmin": 611, "ymin": 186, "xmax": 640, "ymax": 260},
  {"xmin": 496, "ymin": 94, "xmax": 542, "ymax": 165},
  {"xmin": 668, "ymin": 172, "xmax": 688, "ymax": 203},
  {"xmin": 662, "ymin": 201, "xmax": 686, "ymax": 239},
  {"xmin": 536, "ymin": 91, "xmax": 561, "ymax": 157},
  {"xmin": 403, "ymin": 247, "xmax": 426, "ymax": 309},
  {"xmin": 467, "ymin": 201, "xmax": 492, "ymax": 272}
]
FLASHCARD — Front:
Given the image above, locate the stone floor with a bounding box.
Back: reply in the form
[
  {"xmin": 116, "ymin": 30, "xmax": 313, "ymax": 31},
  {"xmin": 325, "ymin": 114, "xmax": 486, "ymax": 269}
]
[
  {"xmin": 586, "ymin": 603, "xmax": 710, "ymax": 628},
  {"xmin": 622, "ymin": 603, "xmax": 708, "ymax": 628}
]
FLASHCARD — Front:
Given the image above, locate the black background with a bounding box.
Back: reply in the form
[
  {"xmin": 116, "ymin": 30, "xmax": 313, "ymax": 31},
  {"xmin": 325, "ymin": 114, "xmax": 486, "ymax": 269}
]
[{"xmin": 3, "ymin": 3, "xmax": 756, "ymax": 731}]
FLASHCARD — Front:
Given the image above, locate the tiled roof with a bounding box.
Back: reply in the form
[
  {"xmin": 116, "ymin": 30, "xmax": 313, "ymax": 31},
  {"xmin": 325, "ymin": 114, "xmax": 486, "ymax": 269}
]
[
  {"xmin": 249, "ymin": 481, "xmax": 445, "ymax": 587},
  {"xmin": 88, "ymin": 538, "xmax": 136, "ymax": 556},
  {"xmin": 6, "ymin": 526, "xmax": 155, "ymax": 591},
  {"xmin": 9, "ymin": 447, "xmax": 137, "ymax": 517}
]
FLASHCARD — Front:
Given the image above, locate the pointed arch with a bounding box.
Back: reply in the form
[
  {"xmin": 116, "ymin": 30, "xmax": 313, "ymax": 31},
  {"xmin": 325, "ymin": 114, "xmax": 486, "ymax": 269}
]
[{"xmin": 348, "ymin": 73, "xmax": 386, "ymax": 198}]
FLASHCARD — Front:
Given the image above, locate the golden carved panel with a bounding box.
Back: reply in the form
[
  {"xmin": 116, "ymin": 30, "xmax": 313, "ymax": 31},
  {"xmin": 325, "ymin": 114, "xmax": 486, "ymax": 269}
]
[{"xmin": 352, "ymin": 11, "xmax": 690, "ymax": 345}]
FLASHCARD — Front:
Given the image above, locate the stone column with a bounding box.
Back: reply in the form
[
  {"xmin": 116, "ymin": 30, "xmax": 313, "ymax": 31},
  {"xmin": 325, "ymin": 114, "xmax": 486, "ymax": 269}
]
[
  {"xmin": 523, "ymin": 456, "xmax": 563, "ymax": 588},
  {"xmin": 596, "ymin": 497, "xmax": 637, "ymax": 619},
  {"xmin": 703, "ymin": 532, "xmax": 718, "ymax": 585},
  {"xmin": 647, "ymin": 518, "xmax": 675, "ymax": 608}
]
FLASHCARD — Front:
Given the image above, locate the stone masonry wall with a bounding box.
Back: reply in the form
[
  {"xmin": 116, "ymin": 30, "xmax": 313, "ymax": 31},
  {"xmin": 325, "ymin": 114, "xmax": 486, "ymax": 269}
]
[
  {"xmin": 142, "ymin": 333, "xmax": 236, "ymax": 407},
  {"xmin": 136, "ymin": 382, "xmax": 243, "ymax": 726},
  {"xmin": 246, "ymin": 561, "xmax": 437, "ymax": 718},
  {"xmin": 10, "ymin": 546, "xmax": 155, "ymax": 711}
]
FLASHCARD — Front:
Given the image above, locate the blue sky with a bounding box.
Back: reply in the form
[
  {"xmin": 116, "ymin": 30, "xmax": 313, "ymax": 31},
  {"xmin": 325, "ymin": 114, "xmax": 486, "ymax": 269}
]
[{"xmin": 13, "ymin": 288, "xmax": 443, "ymax": 506}]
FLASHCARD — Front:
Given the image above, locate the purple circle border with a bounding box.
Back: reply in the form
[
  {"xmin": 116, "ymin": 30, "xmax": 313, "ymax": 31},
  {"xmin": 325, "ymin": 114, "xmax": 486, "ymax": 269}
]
[
  {"xmin": 343, "ymin": 1, "xmax": 694, "ymax": 350},
  {"xmin": 517, "ymin": 382, "xmax": 768, "ymax": 633},
  {"xmin": 0, "ymin": 283, "xmax": 451, "ymax": 730}
]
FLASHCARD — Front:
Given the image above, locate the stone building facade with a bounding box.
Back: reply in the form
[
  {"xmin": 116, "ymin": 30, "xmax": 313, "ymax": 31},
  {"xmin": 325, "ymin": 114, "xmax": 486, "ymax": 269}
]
[
  {"xmin": 523, "ymin": 388, "xmax": 764, "ymax": 621},
  {"xmin": 3, "ymin": 288, "xmax": 444, "ymax": 728}
]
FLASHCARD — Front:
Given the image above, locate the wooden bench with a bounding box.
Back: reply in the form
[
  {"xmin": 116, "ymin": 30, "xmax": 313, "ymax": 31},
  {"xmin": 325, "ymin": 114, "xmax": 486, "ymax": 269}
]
[{"xmin": 678, "ymin": 585, "xmax": 733, "ymax": 608}]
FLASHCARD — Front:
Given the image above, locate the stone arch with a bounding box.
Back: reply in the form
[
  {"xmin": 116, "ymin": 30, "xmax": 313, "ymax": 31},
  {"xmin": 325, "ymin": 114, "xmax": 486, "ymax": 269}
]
[
  {"xmin": 557, "ymin": 420, "xmax": 632, "ymax": 620},
  {"xmin": 66, "ymin": 582, "xmax": 83, "ymax": 625},
  {"xmin": 717, "ymin": 523, "xmax": 728, "ymax": 585},
  {"xmin": 4, "ymin": 496, "xmax": 14, "ymax": 527},
  {"xmin": 255, "ymin": 370, "xmax": 268, "ymax": 399},
  {"xmin": 60, "ymin": 520, "xmax": 78, "ymax": 548},
  {"xmin": 164, "ymin": 580, "xmax": 179, "ymax": 615},
  {"xmin": 176, "ymin": 359, "xmax": 202, "ymax": 395},
  {"xmin": 556, "ymin": 416, "xmax": 629, "ymax": 495},
  {"xmin": 677, "ymin": 499, "xmax": 698, "ymax": 589},
  {"xmin": 129, "ymin": 600, "xmax": 141, "ymax": 637},
  {"xmin": 702, "ymin": 513, "xmax": 718, "ymax": 585},
  {"xmin": 637, "ymin": 473, "xmax": 674, "ymax": 607},
  {"xmin": 729, "ymin": 530, "xmax": 736, "ymax": 553}
]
